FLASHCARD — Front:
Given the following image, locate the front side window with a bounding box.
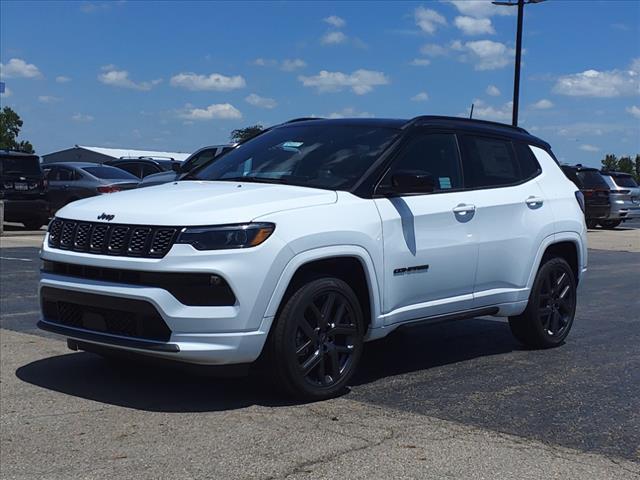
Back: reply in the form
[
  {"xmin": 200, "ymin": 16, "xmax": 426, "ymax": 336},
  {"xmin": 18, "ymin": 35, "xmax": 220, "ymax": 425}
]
[
  {"xmin": 379, "ymin": 133, "xmax": 462, "ymax": 193},
  {"xmin": 194, "ymin": 125, "xmax": 400, "ymax": 190},
  {"xmin": 460, "ymin": 135, "xmax": 520, "ymax": 189}
]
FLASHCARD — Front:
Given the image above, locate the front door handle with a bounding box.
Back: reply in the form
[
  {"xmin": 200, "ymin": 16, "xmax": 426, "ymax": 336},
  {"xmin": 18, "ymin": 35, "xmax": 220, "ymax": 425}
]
[
  {"xmin": 452, "ymin": 204, "xmax": 476, "ymax": 214},
  {"xmin": 525, "ymin": 196, "xmax": 544, "ymax": 208}
]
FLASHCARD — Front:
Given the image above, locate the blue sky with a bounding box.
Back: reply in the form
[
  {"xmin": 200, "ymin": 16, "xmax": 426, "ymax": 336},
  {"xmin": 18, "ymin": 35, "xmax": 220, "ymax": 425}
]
[{"xmin": 1, "ymin": 0, "xmax": 638, "ymax": 167}]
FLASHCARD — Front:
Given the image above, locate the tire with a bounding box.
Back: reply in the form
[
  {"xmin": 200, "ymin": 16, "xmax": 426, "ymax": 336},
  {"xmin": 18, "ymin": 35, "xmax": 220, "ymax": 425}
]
[
  {"xmin": 586, "ymin": 219, "xmax": 598, "ymax": 229},
  {"xmin": 22, "ymin": 220, "xmax": 45, "ymax": 230},
  {"xmin": 267, "ymin": 277, "xmax": 365, "ymax": 400},
  {"xmin": 509, "ymin": 257, "xmax": 577, "ymax": 349},
  {"xmin": 599, "ymin": 219, "xmax": 622, "ymax": 229}
]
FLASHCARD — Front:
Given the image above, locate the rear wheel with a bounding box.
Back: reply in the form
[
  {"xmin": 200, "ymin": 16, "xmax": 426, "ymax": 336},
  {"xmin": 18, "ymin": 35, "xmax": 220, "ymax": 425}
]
[
  {"xmin": 268, "ymin": 277, "xmax": 364, "ymax": 400},
  {"xmin": 599, "ymin": 219, "xmax": 622, "ymax": 229},
  {"xmin": 509, "ymin": 257, "xmax": 576, "ymax": 349},
  {"xmin": 586, "ymin": 219, "xmax": 598, "ymax": 229}
]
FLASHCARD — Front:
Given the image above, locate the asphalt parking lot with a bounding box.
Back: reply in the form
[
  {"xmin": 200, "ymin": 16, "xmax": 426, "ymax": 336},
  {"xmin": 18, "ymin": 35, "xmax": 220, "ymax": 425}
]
[{"xmin": 1, "ymin": 221, "xmax": 639, "ymax": 479}]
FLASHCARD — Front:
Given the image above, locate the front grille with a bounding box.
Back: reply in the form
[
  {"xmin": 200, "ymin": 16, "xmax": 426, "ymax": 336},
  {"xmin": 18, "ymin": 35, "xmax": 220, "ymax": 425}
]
[
  {"xmin": 48, "ymin": 218, "xmax": 178, "ymax": 258},
  {"xmin": 42, "ymin": 261, "xmax": 236, "ymax": 307},
  {"xmin": 41, "ymin": 287, "xmax": 172, "ymax": 342}
]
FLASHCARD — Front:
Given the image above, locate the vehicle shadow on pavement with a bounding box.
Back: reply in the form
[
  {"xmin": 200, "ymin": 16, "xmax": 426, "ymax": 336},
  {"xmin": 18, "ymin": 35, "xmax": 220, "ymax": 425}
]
[
  {"xmin": 15, "ymin": 318, "xmax": 520, "ymax": 412},
  {"xmin": 353, "ymin": 317, "xmax": 519, "ymax": 386}
]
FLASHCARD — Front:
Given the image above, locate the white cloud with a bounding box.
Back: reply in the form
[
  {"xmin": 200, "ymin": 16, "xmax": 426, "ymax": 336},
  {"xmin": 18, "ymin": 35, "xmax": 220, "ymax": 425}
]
[
  {"xmin": 179, "ymin": 103, "xmax": 242, "ymax": 121},
  {"xmin": 626, "ymin": 105, "xmax": 640, "ymax": 119},
  {"xmin": 98, "ymin": 67, "xmax": 161, "ymax": 91},
  {"xmin": 170, "ymin": 72, "xmax": 246, "ymax": 91},
  {"xmin": 55, "ymin": 75, "xmax": 71, "ymax": 83},
  {"xmin": 299, "ymin": 69, "xmax": 389, "ymax": 95},
  {"xmin": 411, "ymin": 91, "xmax": 429, "ymax": 102},
  {"xmin": 579, "ymin": 144, "xmax": 600, "ymax": 152},
  {"xmin": 324, "ymin": 15, "xmax": 346, "ymax": 28},
  {"xmin": 71, "ymin": 113, "xmax": 94, "ymax": 122},
  {"xmin": 454, "ymin": 16, "xmax": 495, "ymax": 35},
  {"xmin": 245, "ymin": 93, "xmax": 277, "ymax": 109},
  {"xmin": 414, "ymin": 6, "xmax": 447, "ymax": 35},
  {"xmin": 420, "ymin": 43, "xmax": 448, "ymax": 57},
  {"xmin": 467, "ymin": 99, "xmax": 512, "ymax": 121},
  {"xmin": 252, "ymin": 58, "xmax": 277, "ymax": 67},
  {"xmin": 410, "ymin": 58, "xmax": 431, "ymax": 67},
  {"xmin": 531, "ymin": 99, "xmax": 553, "ymax": 110},
  {"xmin": 321, "ymin": 31, "xmax": 348, "ymax": 45},
  {"xmin": 0, "ymin": 58, "xmax": 42, "ymax": 79},
  {"xmin": 326, "ymin": 107, "xmax": 373, "ymax": 119},
  {"xmin": 447, "ymin": 0, "xmax": 514, "ymax": 18},
  {"xmin": 38, "ymin": 95, "xmax": 61, "ymax": 103},
  {"xmin": 464, "ymin": 40, "xmax": 515, "ymax": 70},
  {"xmin": 281, "ymin": 58, "xmax": 306, "ymax": 71},
  {"xmin": 553, "ymin": 59, "xmax": 640, "ymax": 98},
  {"xmin": 486, "ymin": 84, "xmax": 500, "ymax": 96}
]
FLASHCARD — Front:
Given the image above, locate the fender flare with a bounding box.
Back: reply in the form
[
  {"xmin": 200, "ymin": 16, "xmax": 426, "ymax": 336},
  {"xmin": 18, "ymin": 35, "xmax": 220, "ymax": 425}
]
[
  {"xmin": 526, "ymin": 231, "xmax": 586, "ymax": 290},
  {"xmin": 262, "ymin": 245, "xmax": 383, "ymax": 328}
]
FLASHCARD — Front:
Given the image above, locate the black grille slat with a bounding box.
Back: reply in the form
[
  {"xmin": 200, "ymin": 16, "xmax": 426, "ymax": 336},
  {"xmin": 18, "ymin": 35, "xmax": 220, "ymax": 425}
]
[{"xmin": 48, "ymin": 218, "xmax": 178, "ymax": 258}]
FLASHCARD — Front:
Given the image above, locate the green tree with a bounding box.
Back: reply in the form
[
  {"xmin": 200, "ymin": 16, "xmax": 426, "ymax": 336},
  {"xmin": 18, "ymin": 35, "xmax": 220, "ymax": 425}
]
[
  {"xmin": 230, "ymin": 124, "xmax": 263, "ymax": 143},
  {"xmin": 0, "ymin": 107, "xmax": 34, "ymax": 153},
  {"xmin": 600, "ymin": 153, "xmax": 618, "ymax": 171},
  {"xmin": 617, "ymin": 156, "xmax": 634, "ymax": 175}
]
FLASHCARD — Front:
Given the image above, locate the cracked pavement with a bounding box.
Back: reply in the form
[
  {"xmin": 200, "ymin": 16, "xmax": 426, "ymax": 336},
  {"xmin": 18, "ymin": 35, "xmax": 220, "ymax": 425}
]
[{"xmin": 1, "ymin": 223, "xmax": 639, "ymax": 479}]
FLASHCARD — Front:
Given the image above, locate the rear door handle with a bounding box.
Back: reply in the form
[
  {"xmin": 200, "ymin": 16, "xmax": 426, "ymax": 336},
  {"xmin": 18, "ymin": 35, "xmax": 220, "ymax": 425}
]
[
  {"xmin": 452, "ymin": 204, "xmax": 476, "ymax": 214},
  {"xmin": 525, "ymin": 196, "xmax": 544, "ymax": 208}
]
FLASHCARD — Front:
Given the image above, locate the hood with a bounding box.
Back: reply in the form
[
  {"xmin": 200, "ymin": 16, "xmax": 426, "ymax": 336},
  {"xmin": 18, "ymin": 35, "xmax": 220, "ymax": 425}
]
[{"xmin": 56, "ymin": 180, "xmax": 338, "ymax": 225}]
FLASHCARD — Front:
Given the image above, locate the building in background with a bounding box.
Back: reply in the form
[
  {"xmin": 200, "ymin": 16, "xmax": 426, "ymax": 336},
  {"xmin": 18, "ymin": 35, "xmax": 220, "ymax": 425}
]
[{"xmin": 42, "ymin": 145, "xmax": 191, "ymax": 164}]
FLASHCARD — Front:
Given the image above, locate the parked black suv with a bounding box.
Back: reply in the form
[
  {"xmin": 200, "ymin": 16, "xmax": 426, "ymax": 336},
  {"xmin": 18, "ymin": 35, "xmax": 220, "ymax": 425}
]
[
  {"xmin": 0, "ymin": 150, "xmax": 49, "ymax": 229},
  {"xmin": 560, "ymin": 164, "xmax": 610, "ymax": 228}
]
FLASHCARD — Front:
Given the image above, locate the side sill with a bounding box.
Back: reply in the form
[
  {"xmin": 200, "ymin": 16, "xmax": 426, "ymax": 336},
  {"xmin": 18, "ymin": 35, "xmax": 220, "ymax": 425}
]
[{"xmin": 394, "ymin": 306, "xmax": 500, "ymax": 330}]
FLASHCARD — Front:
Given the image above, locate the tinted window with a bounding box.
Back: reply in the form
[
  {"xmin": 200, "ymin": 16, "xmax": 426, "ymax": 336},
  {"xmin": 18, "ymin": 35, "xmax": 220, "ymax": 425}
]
[
  {"xmin": 460, "ymin": 136, "xmax": 520, "ymax": 188},
  {"xmin": 513, "ymin": 142, "xmax": 541, "ymax": 179},
  {"xmin": 0, "ymin": 156, "xmax": 41, "ymax": 176},
  {"xmin": 381, "ymin": 133, "xmax": 462, "ymax": 192},
  {"xmin": 184, "ymin": 149, "xmax": 218, "ymax": 172},
  {"xmin": 195, "ymin": 125, "xmax": 399, "ymax": 190},
  {"xmin": 141, "ymin": 163, "xmax": 162, "ymax": 177},
  {"xmin": 82, "ymin": 166, "xmax": 139, "ymax": 180},
  {"xmin": 56, "ymin": 168, "xmax": 76, "ymax": 181},
  {"xmin": 610, "ymin": 174, "xmax": 638, "ymax": 188},
  {"xmin": 115, "ymin": 163, "xmax": 142, "ymax": 178},
  {"xmin": 576, "ymin": 170, "xmax": 608, "ymax": 189}
]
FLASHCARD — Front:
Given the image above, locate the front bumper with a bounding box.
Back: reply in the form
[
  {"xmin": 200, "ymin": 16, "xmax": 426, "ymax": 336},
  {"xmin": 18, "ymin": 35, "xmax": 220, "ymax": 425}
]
[{"xmin": 39, "ymin": 232, "xmax": 293, "ymax": 365}]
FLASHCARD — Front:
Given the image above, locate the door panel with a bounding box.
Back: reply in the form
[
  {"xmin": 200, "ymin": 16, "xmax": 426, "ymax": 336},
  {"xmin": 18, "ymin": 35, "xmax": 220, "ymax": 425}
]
[{"xmin": 374, "ymin": 132, "xmax": 478, "ymax": 326}]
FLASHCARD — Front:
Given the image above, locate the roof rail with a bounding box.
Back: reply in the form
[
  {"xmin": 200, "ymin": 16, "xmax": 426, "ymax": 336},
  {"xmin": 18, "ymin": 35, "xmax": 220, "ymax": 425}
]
[
  {"xmin": 283, "ymin": 117, "xmax": 324, "ymax": 124},
  {"xmin": 405, "ymin": 115, "xmax": 529, "ymax": 134}
]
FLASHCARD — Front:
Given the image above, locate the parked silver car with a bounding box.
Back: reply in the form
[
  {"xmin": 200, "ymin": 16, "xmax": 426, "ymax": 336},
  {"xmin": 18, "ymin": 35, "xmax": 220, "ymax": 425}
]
[{"xmin": 599, "ymin": 171, "xmax": 640, "ymax": 228}]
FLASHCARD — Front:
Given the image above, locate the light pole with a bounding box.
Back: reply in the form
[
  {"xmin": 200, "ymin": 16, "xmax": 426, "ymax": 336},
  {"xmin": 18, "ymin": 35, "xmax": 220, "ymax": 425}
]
[{"xmin": 492, "ymin": 0, "xmax": 546, "ymax": 127}]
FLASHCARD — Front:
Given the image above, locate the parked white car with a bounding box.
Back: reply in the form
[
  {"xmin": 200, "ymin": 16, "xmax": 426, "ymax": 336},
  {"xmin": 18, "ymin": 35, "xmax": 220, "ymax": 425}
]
[{"xmin": 39, "ymin": 116, "xmax": 587, "ymax": 399}]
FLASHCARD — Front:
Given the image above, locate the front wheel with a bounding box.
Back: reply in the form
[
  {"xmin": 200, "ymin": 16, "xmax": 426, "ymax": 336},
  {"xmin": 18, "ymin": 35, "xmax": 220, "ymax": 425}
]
[
  {"xmin": 509, "ymin": 257, "xmax": 577, "ymax": 349},
  {"xmin": 599, "ymin": 219, "xmax": 622, "ymax": 229},
  {"xmin": 267, "ymin": 277, "xmax": 365, "ymax": 400}
]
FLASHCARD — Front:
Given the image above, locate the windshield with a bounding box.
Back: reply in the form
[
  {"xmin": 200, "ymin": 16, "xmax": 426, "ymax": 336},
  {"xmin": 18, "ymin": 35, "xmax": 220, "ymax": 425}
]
[
  {"xmin": 611, "ymin": 174, "xmax": 638, "ymax": 188},
  {"xmin": 576, "ymin": 170, "xmax": 608, "ymax": 189},
  {"xmin": 193, "ymin": 125, "xmax": 400, "ymax": 190},
  {"xmin": 83, "ymin": 166, "xmax": 139, "ymax": 180},
  {"xmin": 0, "ymin": 156, "xmax": 41, "ymax": 176}
]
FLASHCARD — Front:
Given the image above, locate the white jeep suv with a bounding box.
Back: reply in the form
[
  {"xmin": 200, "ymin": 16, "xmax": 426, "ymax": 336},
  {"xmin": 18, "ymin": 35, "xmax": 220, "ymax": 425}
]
[{"xmin": 39, "ymin": 116, "xmax": 587, "ymax": 399}]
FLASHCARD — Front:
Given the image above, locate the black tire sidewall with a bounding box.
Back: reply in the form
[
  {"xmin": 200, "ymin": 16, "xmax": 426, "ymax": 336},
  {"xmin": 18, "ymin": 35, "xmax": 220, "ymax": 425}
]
[{"xmin": 271, "ymin": 277, "xmax": 365, "ymax": 400}]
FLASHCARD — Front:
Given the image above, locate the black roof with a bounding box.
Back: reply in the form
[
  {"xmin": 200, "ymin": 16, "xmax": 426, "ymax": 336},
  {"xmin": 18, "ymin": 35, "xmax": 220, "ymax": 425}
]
[
  {"xmin": 601, "ymin": 170, "xmax": 633, "ymax": 177},
  {"xmin": 0, "ymin": 149, "xmax": 39, "ymax": 158},
  {"xmin": 277, "ymin": 115, "xmax": 549, "ymax": 149},
  {"xmin": 561, "ymin": 164, "xmax": 600, "ymax": 172}
]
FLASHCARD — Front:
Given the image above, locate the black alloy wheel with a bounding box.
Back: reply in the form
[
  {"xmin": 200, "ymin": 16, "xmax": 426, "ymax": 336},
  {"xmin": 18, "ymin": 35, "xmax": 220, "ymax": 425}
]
[{"xmin": 269, "ymin": 277, "xmax": 364, "ymax": 400}]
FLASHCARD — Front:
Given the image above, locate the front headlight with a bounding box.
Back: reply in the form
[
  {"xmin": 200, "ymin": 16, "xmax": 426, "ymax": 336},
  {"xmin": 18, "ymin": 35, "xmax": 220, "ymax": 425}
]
[{"xmin": 176, "ymin": 223, "xmax": 275, "ymax": 250}]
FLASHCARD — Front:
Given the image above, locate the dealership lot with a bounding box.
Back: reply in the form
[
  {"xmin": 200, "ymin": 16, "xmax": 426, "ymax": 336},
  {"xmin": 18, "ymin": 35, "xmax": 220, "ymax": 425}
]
[{"xmin": 1, "ymin": 223, "xmax": 639, "ymax": 479}]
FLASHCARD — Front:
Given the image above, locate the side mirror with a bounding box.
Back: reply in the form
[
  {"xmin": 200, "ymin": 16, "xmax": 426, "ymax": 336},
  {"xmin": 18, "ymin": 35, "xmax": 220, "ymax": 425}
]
[{"xmin": 391, "ymin": 171, "xmax": 436, "ymax": 194}]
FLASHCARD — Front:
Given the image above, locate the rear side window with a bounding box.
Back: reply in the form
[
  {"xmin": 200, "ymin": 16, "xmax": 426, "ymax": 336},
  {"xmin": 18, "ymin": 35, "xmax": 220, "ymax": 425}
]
[
  {"xmin": 381, "ymin": 133, "xmax": 462, "ymax": 192},
  {"xmin": 82, "ymin": 166, "xmax": 139, "ymax": 180},
  {"xmin": 460, "ymin": 136, "xmax": 541, "ymax": 189}
]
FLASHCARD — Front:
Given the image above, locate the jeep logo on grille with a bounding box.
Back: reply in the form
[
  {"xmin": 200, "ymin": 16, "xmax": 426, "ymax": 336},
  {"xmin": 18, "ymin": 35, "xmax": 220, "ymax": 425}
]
[{"xmin": 97, "ymin": 213, "xmax": 115, "ymax": 221}]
